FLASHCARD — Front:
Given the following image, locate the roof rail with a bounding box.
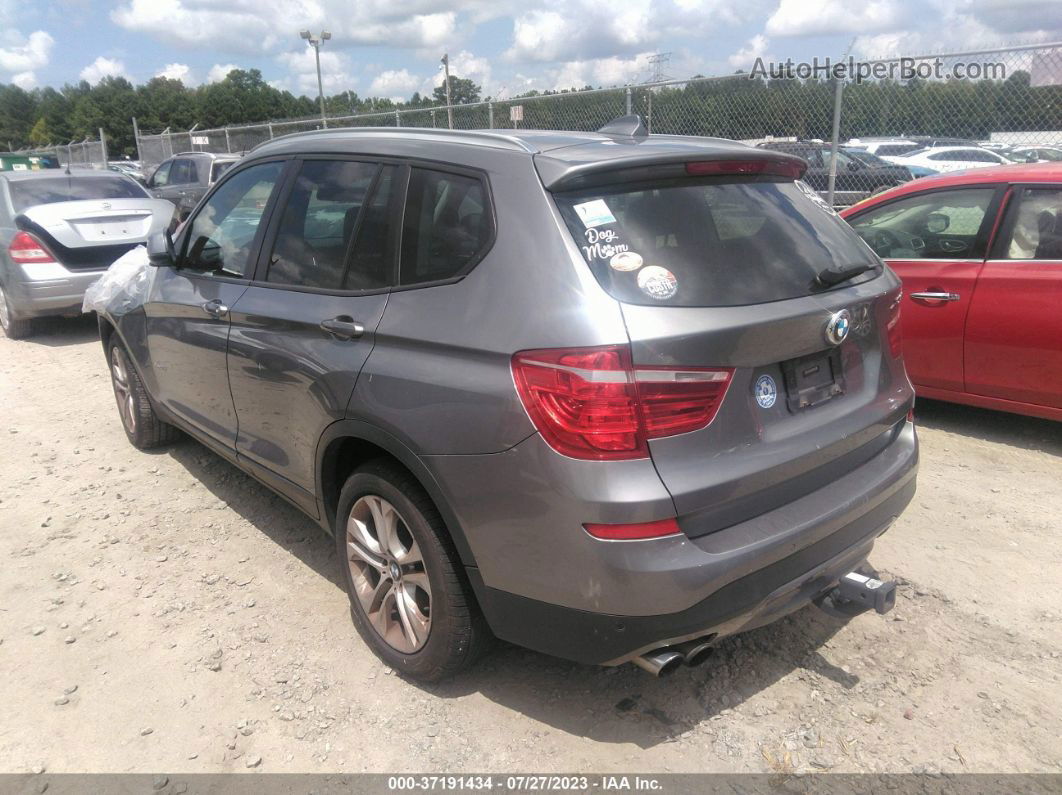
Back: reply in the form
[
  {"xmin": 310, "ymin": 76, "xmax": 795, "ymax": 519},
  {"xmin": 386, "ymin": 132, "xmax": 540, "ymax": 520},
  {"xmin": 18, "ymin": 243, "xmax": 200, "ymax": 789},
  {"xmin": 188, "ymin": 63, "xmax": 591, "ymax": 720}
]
[{"xmin": 248, "ymin": 126, "xmax": 539, "ymax": 154}]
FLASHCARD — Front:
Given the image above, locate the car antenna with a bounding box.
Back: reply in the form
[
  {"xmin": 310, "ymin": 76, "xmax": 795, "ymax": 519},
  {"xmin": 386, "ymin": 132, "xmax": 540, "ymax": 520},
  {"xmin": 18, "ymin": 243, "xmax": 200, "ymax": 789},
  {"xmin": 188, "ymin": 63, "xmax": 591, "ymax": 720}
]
[{"xmin": 597, "ymin": 114, "xmax": 648, "ymax": 140}]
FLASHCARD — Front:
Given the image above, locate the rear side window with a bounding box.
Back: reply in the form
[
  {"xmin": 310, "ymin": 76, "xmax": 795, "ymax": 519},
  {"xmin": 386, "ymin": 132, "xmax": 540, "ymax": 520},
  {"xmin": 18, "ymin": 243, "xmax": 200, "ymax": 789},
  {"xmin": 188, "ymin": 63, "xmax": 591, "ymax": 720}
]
[
  {"xmin": 557, "ymin": 178, "xmax": 878, "ymax": 307},
  {"xmin": 266, "ymin": 160, "xmax": 392, "ymax": 291},
  {"xmin": 1000, "ymin": 187, "xmax": 1062, "ymax": 260},
  {"xmin": 170, "ymin": 159, "xmax": 194, "ymax": 184},
  {"xmin": 400, "ymin": 168, "xmax": 492, "ymax": 285},
  {"xmin": 10, "ymin": 176, "xmax": 148, "ymax": 212}
]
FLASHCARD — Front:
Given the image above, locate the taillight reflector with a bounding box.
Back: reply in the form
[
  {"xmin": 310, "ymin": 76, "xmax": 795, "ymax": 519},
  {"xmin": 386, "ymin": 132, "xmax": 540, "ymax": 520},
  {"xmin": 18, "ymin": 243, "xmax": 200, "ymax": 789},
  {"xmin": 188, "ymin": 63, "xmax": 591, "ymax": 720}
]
[
  {"xmin": 511, "ymin": 345, "xmax": 733, "ymax": 461},
  {"xmin": 584, "ymin": 517, "xmax": 681, "ymax": 540},
  {"xmin": 9, "ymin": 230, "xmax": 56, "ymax": 264},
  {"xmin": 685, "ymin": 159, "xmax": 805, "ymax": 179}
]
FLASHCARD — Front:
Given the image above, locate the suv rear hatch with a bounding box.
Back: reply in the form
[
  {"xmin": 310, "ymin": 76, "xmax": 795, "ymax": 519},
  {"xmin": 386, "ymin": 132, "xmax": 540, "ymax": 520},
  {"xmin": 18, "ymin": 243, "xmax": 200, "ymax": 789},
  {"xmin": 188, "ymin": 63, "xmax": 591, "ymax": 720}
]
[{"xmin": 544, "ymin": 148, "xmax": 911, "ymax": 538}]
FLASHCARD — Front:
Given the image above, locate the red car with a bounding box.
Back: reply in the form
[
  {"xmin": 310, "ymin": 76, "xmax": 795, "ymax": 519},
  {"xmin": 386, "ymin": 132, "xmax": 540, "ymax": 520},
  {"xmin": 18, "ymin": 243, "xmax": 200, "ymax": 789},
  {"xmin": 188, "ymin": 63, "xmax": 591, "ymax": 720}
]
[{"xmin": 841, "ymin": 163, "xmax": 1062, "ymax": 422}]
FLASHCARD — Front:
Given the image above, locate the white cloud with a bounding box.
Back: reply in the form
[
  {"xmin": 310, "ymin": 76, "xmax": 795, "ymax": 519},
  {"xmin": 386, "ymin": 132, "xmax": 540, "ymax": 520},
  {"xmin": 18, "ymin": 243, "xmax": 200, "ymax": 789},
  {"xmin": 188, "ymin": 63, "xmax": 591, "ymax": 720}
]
[
  {"xmin": 112, "ymin": 0, "xmax": 459, "ymax": 53},
  {"xmin": 80, "ymin": 56, "xmax": 129, "ymax": 84},
  {"xmin": 420, "ymin": 50, "xmax": 494, "ymax": 96},
  {"xmin": 276, "ymin": 48, "xmax": 355, "ymax": 95},
  {"xmin": 728, "ymin": 34, "xmax": 771, "ymax": 69},
  {"xmin": 11, "ymin": 70, "xmax": 37, "ymax": 89},
  {"xmin": 155, "ymin": 62, "xmax": 195, "ymax": 83},
  {"xmin": 766, "ymin": 0, "xmax": 904, "ymax": 37},
  {"xmin": 507, "ymin": 1, "xmax": 654, "ymax": 62},
  {"xmin": 207, "ymin": 63, "xmax": 240, "ymax": 83},
  {"xmin": 370, "ymin": 69, "xmax": 421, "ymax": 101},
  {"xmin": 0, "ymin": 30, "xmax": 54, "ymax": 73},
  {"xmin": 552, "ymin": 53, "xmax": 653, "ymax": 89}
]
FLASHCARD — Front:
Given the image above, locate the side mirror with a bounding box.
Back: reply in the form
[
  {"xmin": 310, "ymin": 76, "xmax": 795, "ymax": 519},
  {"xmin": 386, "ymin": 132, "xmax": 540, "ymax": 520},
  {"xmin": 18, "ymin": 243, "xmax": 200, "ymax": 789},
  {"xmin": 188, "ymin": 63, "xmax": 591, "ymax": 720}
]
[
  {"xmin": 146, "ymin": 230, "xmax": 176, "ymax": 268},
  {"xmin": 925, "ymin": 212, "xmax": 949, "ymax": 234},
  {"xmin": 846, "ymin": 160, "xmax": 861, "ymax": 172}
]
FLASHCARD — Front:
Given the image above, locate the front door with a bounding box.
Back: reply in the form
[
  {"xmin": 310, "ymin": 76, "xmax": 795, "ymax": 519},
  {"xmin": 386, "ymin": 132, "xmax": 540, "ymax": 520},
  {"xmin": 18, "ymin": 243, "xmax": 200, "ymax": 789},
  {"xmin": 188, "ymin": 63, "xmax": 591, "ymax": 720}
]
[
  {"xmin": 965, "ymin": 185, "xmax": 1062, "ymax": 409},
  {"xmin": 847, "ymin": 185, "xmax": 1001, "ymax": 392},
  {"xmin": 227, "ymin": 159, "xmax": 400, "ymax": 494},
  {"xmin": 144, "ymin": 159, "xmax": 287, "ymax": 449}
]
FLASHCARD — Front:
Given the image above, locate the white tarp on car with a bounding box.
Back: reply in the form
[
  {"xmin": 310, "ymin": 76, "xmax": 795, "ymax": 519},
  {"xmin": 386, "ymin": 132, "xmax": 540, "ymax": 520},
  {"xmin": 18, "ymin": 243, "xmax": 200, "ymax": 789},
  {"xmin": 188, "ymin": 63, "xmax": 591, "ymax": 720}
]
[{"xmin": 82, "ymin": 245, "xmax": 155, "ymax": 316}]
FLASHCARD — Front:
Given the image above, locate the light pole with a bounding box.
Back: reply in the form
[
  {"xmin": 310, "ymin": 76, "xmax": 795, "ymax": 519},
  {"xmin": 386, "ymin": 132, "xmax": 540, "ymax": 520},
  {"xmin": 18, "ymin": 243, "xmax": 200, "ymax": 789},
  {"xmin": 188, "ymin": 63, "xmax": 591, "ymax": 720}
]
[
  {"xmin": 440, "ymin": 53, "xmax": 453, "ymax": 129},
  {"xmin": 300, "ymin": 29, "xmax": 332, "ymax": 128}
]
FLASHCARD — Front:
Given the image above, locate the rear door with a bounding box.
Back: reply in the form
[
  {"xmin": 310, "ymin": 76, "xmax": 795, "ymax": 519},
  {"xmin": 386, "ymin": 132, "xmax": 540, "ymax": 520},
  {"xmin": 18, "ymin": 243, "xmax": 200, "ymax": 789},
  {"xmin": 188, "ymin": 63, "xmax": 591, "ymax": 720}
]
[
  {"xmin": 847, "ymin": 185, "xmax": 1003, "ymax": 392},
  {"xmin": 555, "ymin": 173, "xmax": 912, "ymax": 531},
  {"xmin": 226, "ymin": 158, "xmax": 400, "ymax": 499},
  {"xmin": 964, "ymin": 184, "xmax": 1062, "ymax": 408},
  {"xmin": 144, "ymin": 159, "xmax": 287, "ymax": 450}
]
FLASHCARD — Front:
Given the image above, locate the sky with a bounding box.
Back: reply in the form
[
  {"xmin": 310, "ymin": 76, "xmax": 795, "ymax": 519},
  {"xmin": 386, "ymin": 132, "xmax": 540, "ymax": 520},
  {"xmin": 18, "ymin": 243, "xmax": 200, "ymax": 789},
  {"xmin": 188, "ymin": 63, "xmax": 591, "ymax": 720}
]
[{"xmin": 1, "ymin": 0, "xmax": 1061, "ymax": 103}]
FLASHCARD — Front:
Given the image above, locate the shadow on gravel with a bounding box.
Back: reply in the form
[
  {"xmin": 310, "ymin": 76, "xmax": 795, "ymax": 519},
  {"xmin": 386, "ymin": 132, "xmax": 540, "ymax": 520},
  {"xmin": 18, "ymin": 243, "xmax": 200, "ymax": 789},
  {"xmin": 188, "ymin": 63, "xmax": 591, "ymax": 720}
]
[
  {"xmin": 17, "ymin": 314, "xmax": 99, "ymax": 347},
  {"xmin": 914, "ymin": 398, "xmax": 1061, "ymax": 457},
  {"xmin": 159, "ymin": 432, "xmax": 865, "ymax": 750},
  {"xmin": 424, "ymin": 603, "xmax": 857, "ymax": 749},
  {"xmin": 164, "ymin": 438, "xmax": 343, "ymax": 590}
]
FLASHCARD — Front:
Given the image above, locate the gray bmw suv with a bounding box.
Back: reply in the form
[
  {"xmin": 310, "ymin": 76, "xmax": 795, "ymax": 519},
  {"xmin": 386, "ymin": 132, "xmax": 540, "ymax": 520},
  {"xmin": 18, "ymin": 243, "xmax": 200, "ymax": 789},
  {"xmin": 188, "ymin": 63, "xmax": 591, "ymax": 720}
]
[{"xmin": 96, "ymin": 118, "xmax": 917, "ymax": 681}]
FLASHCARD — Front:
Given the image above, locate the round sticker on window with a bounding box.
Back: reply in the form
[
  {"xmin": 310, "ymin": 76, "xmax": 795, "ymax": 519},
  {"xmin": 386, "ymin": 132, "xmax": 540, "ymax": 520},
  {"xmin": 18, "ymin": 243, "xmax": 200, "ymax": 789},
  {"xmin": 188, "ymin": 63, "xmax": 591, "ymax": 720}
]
[
  {"xmin": 637, "ymin": 266, "xmax": 678, "ymax": 300},
  {"xmin": 609, "ymin": 251, "xmax": 644, "ymax": 272},
  {"xmin": 754, "ymin": 374, "xmax": 778, "ymax": 409}
]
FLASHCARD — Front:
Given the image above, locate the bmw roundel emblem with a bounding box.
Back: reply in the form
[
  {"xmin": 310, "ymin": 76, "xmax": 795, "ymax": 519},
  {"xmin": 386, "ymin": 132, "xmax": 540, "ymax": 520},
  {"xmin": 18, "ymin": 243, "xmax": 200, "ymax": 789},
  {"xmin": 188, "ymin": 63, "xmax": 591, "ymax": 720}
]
[
  {"xmin": 754, "ymin": 374, "xmax": 777, "ymax": 409},
  {"xmin": 825, "ymin": 309, "xmax": 852, "ymax": 346}
]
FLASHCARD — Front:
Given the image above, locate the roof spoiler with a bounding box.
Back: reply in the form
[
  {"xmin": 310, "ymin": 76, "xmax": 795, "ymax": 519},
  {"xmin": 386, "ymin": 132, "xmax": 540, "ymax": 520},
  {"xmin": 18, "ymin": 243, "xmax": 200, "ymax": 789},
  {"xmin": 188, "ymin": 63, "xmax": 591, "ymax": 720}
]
[{"xmin": 597, "ymin": 114, "xmax": 648, "ymax": 139}]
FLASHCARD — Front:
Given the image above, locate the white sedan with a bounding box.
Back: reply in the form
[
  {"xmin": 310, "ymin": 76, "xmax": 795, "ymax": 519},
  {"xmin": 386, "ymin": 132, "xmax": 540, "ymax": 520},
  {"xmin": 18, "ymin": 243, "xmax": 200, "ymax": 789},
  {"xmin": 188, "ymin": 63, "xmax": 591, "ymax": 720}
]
[{"xmin": 892, "ymin": 146, "xmax": 1010, "ymax": 173}]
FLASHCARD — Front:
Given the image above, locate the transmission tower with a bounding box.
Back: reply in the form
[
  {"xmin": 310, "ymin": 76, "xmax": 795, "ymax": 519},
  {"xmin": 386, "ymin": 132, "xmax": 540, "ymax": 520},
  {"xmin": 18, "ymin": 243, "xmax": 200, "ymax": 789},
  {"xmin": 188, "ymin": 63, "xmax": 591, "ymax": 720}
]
[{"xmin": 644, "ymin": 52, "xmax": 672, "ymax": 133}]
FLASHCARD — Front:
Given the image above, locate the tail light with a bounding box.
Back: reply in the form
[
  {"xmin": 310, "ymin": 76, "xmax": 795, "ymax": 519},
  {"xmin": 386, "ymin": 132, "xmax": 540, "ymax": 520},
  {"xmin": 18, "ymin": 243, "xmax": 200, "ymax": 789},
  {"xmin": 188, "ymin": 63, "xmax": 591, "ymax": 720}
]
[
  {"xmin": 9, "ymin": 230, "xmax": 56, "ymax": 264},
  {"xmin": 887, "ymin": 294, "xmax": 902, "ymax": 357},
  {"xmin": 511, "ymin": 345, "xmax": 733, "ymax": 461},
  {"xmin": 685, "ymin": 159, "xmax": 805, "ymax": 179}
]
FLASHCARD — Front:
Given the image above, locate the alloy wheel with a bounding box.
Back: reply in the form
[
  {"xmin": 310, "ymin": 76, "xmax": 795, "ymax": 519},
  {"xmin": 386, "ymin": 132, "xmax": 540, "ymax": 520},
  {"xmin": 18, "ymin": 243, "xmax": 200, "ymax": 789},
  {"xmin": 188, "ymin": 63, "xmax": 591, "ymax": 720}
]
[
  {"xmin": 345, "ymin": 494, "xmax": 432, "ymax": 653},
  {"xmin": 110, "ymin": 346, "xmax": 138, "ymax": 434},
  {"xmin": 0, "ymin": 285, "xmax": 10, "ymax": 331}
]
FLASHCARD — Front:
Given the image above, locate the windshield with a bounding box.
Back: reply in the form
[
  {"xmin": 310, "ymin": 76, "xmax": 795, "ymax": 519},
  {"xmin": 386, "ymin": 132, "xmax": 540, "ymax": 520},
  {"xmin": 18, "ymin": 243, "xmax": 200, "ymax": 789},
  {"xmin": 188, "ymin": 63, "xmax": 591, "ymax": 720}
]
[
  {"xmin": 557, "ymin": 177, "xmax": 879, "ymax": 307},
  {"xmin": 10, "ymin": 175, "xmax": 148, "ymax": 212}
]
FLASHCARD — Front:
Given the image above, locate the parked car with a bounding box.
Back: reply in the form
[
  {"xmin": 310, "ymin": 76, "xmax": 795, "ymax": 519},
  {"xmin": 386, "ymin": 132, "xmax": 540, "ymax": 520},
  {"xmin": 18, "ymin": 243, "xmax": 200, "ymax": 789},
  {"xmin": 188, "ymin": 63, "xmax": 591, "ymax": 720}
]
[
  {"xmin": 1007, "ymin": 146, "xmax": 1062, "ymax": 163},
  {"xmin": 108, "ymin": 161, "xmax": 147, "ymax": 183},
  {"xmin": 0, "ymin": 170, "xmax": 175, "ymax": 339},
  {"xmin": 842, "ymin": 162, "xmax": 1062, "ymax": 422},
  {"xmin": 892, "ymin": 146, "xmax": 1010, "ymax": 173},
  {"xmin": 145, "ymin": 151, "xmax": 239, "ymax": 221},
  {"xmin": 845, "ymin": 138, "xmax": 923, "ymax": 159},
  {"xmin": 97, "ymin": 121, "xmax": 917, "ymax": 681},
  {"xmin": 758, "ymin": 140, "xmax": 912, "ymax": 204},
  {"xmin": 844, "ymin": 146, "xmax": 937, "ymax": 179}
]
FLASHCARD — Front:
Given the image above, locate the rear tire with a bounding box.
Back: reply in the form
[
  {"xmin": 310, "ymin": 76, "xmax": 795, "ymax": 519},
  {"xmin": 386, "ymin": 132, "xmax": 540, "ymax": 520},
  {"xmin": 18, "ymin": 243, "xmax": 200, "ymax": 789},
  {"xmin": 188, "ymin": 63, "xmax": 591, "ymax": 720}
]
[
  {"xmin": 0, "ymin": 285, "xmax": 32, "ymax": 340},
  {"xmin": 336, "ymin": 460, "xmax": 490, "ymax": 681},
  {"xmin": 107, "ymin": 340, "xmax": 180, "ymax": 449}
]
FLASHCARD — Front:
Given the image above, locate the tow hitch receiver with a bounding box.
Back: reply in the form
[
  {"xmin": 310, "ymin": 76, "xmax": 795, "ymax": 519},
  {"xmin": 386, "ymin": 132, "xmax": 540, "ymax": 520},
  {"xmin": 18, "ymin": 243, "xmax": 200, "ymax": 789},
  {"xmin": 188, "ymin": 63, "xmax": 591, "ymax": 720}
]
[{"xmin": 814, "ymin": 571, "xmax": 897, "ymax": 618}]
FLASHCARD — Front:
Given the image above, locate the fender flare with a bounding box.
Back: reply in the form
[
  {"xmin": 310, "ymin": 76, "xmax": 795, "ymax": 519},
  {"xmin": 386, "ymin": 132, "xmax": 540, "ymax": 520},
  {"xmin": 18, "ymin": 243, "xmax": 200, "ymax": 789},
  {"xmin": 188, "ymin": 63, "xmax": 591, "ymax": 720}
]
[{"xmin": 315, "ymin": 419, "xmax": 479, "ymax": 568}]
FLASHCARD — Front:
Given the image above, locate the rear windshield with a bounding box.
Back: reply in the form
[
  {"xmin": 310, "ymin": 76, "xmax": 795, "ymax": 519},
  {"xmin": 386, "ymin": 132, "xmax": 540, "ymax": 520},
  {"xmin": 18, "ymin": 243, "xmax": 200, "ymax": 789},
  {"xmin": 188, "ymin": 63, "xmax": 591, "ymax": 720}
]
[
  {"xmin": 211, "ymin": 161, "xmax": 235, "ymax": 182},
  {"xmin": 10, "ymin": 176, "xmax": 148, "ymax": 213},
  {"xmin": 557, "ymin": 178, "xmax": 879, "ymax": 307}
]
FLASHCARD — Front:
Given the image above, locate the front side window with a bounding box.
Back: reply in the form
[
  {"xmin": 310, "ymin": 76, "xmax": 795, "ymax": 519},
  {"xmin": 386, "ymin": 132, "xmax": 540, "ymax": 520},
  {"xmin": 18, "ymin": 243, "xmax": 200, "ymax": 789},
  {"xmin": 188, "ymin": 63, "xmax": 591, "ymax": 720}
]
[
  {"xmin": 849, "ymin": 187, "xmax": 995, "ymax": 260},
  {"xmin": 399, "ymin": 168, "xmax": 491, "ymax": 285},
  {"xmin": 182, "ymin": 161, "xmax": 284, "ymax": 276},
  {"xmin": 266, "ymin": 160, "xmax": 381, "ymax": 290},
  {"xmin": 557, "ymin": 177, "xmax": 879, "ymax": 307},
  {"xmin": 151, "ymin": 161, "xmax": 171, "ymax": 188},
  {"xmin": 1001, "ymin": 188, "xmax": 1062, "ymax": 260}
]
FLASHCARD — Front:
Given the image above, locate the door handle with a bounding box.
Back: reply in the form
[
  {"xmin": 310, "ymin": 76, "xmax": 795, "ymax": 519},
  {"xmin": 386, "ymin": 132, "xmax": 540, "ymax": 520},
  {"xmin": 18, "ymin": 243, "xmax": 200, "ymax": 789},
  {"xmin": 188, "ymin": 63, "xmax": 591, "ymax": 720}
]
[
  {"xmin": 202, "ymin": 299, "xmax": 229, "ymax": 318},
  {"xmin": 320, "ymin": 316, "xmax": 364, "ymax": 340},
  {"xmin": 909, "ymin": 291, "xmax": 960, "ymax": 303}
]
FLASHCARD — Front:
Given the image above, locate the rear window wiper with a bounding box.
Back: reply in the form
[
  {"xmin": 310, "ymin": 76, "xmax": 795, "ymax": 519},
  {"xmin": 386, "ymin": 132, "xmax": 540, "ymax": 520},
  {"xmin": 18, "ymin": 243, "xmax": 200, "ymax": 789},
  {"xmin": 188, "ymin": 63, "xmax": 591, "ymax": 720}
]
[{"xmin": 814, "ymin": 263, "xmax": 877, "ymax": 289}]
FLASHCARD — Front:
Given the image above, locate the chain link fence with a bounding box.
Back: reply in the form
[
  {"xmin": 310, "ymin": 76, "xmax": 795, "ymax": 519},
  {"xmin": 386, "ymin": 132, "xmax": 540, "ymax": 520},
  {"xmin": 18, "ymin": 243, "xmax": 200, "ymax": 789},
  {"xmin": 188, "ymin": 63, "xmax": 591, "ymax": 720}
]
[
  {"xmin": 135, "ymin": 42, "xmax": 1062, "ymax": 206},
  {"xmin": 6, "ymin": 139, "xmax": 108, "ymax": 169}
]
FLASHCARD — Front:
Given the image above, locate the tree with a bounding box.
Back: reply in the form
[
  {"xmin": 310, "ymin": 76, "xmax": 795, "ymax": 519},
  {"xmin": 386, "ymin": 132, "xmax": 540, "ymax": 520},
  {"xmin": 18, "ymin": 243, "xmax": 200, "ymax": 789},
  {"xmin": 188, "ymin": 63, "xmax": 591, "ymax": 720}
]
[
  {"xmin": 433, "ymin": 75, "xmax": 481, "ymax": 105},
  {"xmin": 28, "ymin": 117, "xmax": 52, "ymax": 145}
]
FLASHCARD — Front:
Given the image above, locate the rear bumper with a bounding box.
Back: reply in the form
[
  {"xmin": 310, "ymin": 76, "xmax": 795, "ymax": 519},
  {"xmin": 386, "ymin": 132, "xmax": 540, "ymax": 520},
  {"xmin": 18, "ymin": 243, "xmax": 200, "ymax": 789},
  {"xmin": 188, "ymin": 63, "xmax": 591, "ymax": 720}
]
[
  {"xmin": 426, "ymin": 419, "xmax": 917, "ymax": 665},
  {"xmin": 5, "ymin": 268, "xmax": 105, "ymax": 317}
]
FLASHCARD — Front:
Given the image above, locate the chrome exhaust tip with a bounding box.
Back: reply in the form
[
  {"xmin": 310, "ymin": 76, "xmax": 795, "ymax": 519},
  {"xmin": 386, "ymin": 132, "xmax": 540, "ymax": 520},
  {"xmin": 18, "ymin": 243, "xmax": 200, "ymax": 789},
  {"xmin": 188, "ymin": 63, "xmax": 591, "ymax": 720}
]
[
  {"xmin": 632, "ymin": 648, "xmax": 684, "ymax": 677},
  {"xmin": 679, "ymin": 640, "xmax": 715, "ymax": 667}
]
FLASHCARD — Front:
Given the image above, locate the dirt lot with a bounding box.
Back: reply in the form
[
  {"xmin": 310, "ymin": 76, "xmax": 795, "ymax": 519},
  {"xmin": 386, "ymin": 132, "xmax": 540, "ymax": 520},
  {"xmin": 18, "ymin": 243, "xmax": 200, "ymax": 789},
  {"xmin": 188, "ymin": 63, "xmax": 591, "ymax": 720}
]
[{"xmin": 1, "ymin": 316, "xmax": 1060, "ymax": 775}]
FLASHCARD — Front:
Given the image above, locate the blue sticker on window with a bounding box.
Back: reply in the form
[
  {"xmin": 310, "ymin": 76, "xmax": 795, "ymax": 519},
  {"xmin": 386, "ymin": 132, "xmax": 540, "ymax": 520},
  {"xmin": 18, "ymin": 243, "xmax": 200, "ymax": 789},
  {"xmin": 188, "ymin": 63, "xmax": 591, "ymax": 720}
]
[{"xmin": 754, "ymin": 374, "xmax": 777, "ymax": 409}]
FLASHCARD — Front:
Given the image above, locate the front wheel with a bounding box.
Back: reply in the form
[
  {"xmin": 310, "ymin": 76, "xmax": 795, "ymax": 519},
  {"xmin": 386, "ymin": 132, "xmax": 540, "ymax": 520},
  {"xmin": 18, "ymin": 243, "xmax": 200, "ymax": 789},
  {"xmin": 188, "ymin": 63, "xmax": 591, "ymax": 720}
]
[
  {"xmin": 336, "ymin": 461, "xmax": 490, "ymax": 681},
  {"xmin": 107, "ymin": 340, "xmax": 180, "ymax": 449}
]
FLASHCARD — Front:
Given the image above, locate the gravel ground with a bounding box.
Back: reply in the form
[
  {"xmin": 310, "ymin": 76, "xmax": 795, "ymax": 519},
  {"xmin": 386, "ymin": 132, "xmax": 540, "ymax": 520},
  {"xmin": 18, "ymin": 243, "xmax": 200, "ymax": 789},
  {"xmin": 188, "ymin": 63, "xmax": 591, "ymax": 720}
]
[{"xmin": 1, "ymin": 316, "xmax": 1060, "ymax": 774}]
